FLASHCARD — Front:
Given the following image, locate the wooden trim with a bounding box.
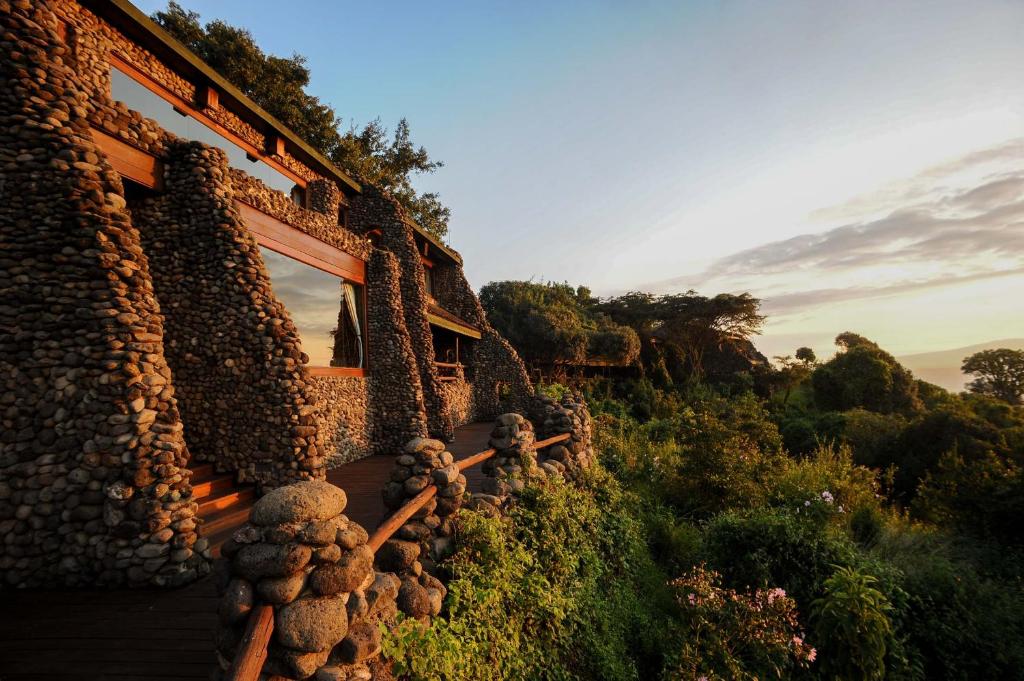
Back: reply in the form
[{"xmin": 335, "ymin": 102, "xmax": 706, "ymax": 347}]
[
  {"xmin": 90, "ymin": 129, "xmax": 164, "ymax": 190},
  {"xmin": 426, "ymin": 312, "xmax": 482, "ymax": 339},
  {"xmin": 109, "ymin": 53, "xmax": 308, "ymax": 189},
  {"xmin": 226, "ymin": 604, "xmax": 273, "ymax": 681},
  {"xmin": 308, "ymin": 367, "xmax": 366, "ymax": 378},
  {"xmin": 420, "ymin": 254, "xmax": 435, "ymax": 269},
  {"xmin": 197, "ymin": 84, "xmax": 219, "ymax": 110},
  {"xmin": 237, "ymin": 201, "xmax": 366, "ymax": 284}
]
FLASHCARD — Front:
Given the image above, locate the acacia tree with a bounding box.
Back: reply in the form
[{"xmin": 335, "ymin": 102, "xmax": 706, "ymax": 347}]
[
  {"xmin": 962, "ymin": 349, "xmax": 1024, "ymax": 405},
  {"xmin": 152, "ymin": 2, "xmax": 450, "ymax": 238},
  {"xmin": 598, "ymin": 291, "xmax": 765, "ymax": 382}
]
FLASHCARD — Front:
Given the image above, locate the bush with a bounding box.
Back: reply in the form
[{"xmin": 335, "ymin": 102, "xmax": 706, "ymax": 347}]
[
  {"xmin": 382, "ymin": 470, "xmax": 674, "ymax": 681},
  {"xmin": 810, "ymin": 566, "xmax": 895, "ymax": 681},
  {"xmin": 702, "ymin": 509, "xmax": 857, "ymax": 607},
  {"xmin": 667, "ymin": 564, "xmax": 815, "ymax": 680}
]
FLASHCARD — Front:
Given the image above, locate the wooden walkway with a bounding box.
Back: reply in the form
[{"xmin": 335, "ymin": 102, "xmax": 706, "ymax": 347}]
[{"xmin": 0, "ymin": 422, "xmax": 494, "ymax": 681}]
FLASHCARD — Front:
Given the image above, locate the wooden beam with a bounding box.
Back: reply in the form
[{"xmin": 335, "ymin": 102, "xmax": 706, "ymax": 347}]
[
  {"xmin": 308, "ymin": 367, "xmax": 366, "ymax": 378},
  {"xmin": 237, "ymin": 201, "xmax": 366, "ymax": 284},
  {"xmin": 197, "ymin": 84, "xmax": 219, "ymax": 110},
  {"xmin": 90, "ymin": 128, "xmax": 164, "ymax": 190},
  {"xmin": 109, "ymin": 53, "xmax": 308, "ymax": 189},
  {"xmin": 225, "ymin": 604, "xmax": 274, "ymax": 681},
  {"xmin": 265, "ymin": 134, "xmax": 286, "ymax": 157}
]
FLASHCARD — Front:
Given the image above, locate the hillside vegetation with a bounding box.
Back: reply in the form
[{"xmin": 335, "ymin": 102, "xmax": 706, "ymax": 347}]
[{"xmin": 390, "ymin": 281, "xmax": 1024, "ymax": 681}]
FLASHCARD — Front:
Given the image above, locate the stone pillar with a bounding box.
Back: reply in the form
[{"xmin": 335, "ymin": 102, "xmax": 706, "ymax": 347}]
[
  {"xmin": 217, "ymin": 480, "xmax": 396, "ymax": 680},
  {"xmin": 130, "ymin": 140, "xmax": 324, "ymax": 488},
  {"xmin": 533, "ymin": 393, "xmax": 594, "ymax": 478},
  {"xmin": 307, "ymin": 179, "xmax": 341, "ymax": 219},
  {"xmin": 380, "ymin": 437, "xmax": 465, "ymax": 577},
  {"xmin": 0, "ymin": 0, "xmax": 207, "ymax": 587}
]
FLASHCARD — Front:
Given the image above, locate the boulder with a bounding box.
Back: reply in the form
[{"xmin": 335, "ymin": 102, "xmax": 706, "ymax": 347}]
[
  {"xmin": 275, "ymin": 596, "xmax": 349, "ymax": 652},
  {"xmin": 251, "ymin": 481, "xmax": 346, "ymax": 526}
]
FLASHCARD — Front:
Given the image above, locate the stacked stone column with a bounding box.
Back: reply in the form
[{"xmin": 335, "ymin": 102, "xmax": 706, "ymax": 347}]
[
  {"xmin": 376, "ymin": 437, "xmax": 457, "ymax": 618},
  {"xmin": 533, "ymin": 393, "xmax": 595, "ymax": 479},
  {"xmin": 217, "ymin": 480, "xmax": 397, "ymax": 681}
]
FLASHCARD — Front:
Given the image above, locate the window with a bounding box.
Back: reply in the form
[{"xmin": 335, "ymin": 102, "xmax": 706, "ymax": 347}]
[
  {"xmin": 259, "ymin": 246, "xmax": 364, "ymax": 368},
  {"xmin": 423, "ymin": 266, "xmax": 434, "ymax": 299},
  {"xmin": 109, "ymin": 67, "xmax": 299, "ymax": 196}
]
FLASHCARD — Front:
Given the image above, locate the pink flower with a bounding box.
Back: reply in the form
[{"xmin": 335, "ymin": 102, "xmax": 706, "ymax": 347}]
[
  {"xmin": 807, "ymin": 648, "xmax": 817, "ymax": 662},
  {"xmin": 688, "ymin": 593, "xmax": 697, "ymax": 606},
  {"xmin": 792, "ymin": 635, "xmax": 803, "ymax": 647}
]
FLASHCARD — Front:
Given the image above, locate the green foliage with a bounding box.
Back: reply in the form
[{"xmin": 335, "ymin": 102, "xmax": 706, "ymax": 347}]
[
  {"xmin": 962, "ymin": 347, "xmax": 1024, "ymax": 405},
  {"xmin": 382, "ymin": 471, "xmax": 675, "ymax": 680},
  {"xmin": 810, "ymin": 566, "xmax": 895, "ymax": 681},
  {"xmin": 667, "ymin": 565, "xmax": 815, "ymax": 680},
  {"xmin": 811, "ymin": 333, "xmax": 922, "ymax": 415},
  {"xmin": 152, "ymin": 3, "xmax": 450, "ymax": 238},
  {"xmin": 596, "ymin": 291, "xmax": 765, "ymax": 382},
  {"xmin": 479, "ymin": 281, "xmax": 639, "ymax": 368}
]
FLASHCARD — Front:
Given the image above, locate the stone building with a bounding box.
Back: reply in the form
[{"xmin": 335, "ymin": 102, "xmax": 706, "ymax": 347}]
[{"xmin": 0, "ymin": 0, "xmax": 532, "ymax": 588}]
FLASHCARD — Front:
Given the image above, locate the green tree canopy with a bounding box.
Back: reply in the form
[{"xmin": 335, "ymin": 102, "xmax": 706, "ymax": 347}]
[
  {"xmin": 479, "ymin": 281, "xmax": 639, "ymax": 368},
  {"xmin": 596, "ymin": 291, "xmax": 766, "ymax": 382},
  {"xmin": 962, "ymin": 348, "xmax": 1024, "ymax": 405},
  {"xmin": 152, "ymin": 2, "xmax": 450, "ymax": 238},
  {"xmin": 811, "ymin": 333, "xmax": 922, "ymax": 415}
]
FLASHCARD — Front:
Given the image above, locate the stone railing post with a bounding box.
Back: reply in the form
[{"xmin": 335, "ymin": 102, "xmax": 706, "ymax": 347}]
[
  {"xmin": 533, "ymin": 394, "xmax": 594, "ymax": 478},
  {"xmin": 376, "ymin": 437, "xmax": 456, "ymax": 618},
  {"xmin": 216, "ymin": 481, "xmax": 398, "ymax": 680}
]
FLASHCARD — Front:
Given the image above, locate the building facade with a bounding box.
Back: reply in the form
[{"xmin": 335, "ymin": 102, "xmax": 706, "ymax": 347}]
[{"xmin": 0, "ymin": 0, "xmax": 532, "ymax": 588}]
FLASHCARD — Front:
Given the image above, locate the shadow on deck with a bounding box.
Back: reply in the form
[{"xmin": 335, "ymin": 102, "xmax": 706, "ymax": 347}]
[{"xmin": 0, "ymin": 421, "xmax": 494, "ymax": 681}]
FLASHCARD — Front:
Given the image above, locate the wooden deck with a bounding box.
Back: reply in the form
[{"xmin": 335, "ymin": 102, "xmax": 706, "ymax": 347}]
[{"xmin": 0, "ymin": 422, "xmax": 494, "ymax": 681}]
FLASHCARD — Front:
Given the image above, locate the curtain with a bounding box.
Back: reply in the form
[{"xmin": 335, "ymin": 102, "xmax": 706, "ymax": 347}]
[{"xmin": 342, "ymin": 283, "xmax": 363, "ymax": 368}]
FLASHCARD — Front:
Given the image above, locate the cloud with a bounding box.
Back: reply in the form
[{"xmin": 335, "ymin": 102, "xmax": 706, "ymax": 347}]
[{"xmin": 650, "ymin": 137, "xmax": 1024, "ymax": 315}]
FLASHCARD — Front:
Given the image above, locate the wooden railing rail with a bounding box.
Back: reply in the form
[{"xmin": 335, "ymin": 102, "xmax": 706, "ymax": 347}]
[{"xmin": 226, "ymin": 430, "xmax": 572, "ymax": 681}]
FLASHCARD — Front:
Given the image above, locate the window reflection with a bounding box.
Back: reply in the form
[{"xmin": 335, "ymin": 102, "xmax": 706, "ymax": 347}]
[
  {"xmin": 259, "ymin": 247, "xmax": 364, "ymax": 368},
  {"xmin": 109, "ymin": 67, "xmax": 301, "ymax": 196}
]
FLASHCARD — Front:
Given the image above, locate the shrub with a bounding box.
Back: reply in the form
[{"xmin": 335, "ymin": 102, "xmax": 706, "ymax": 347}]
[
  {"xmin": 382, "ymin": 470, "xmax": 674, "ymax": 681},
  {"xmin": 810, "ymin": 566, "xmax": 895, "ymax": 681},
  {"xmin": 666, "ymin": 564, "xmax": 815, "ymax": 680},
  {"xmin": 702, "ymin": 509, "xmax": 857, "ymax": 607}
]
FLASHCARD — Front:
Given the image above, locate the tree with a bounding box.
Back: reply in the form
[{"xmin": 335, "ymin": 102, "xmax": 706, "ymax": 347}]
[
  {"xmin": 598, "ymin": 291, "xmax": 765, "ymax": 382},
  {"xmin": 962, "ymin": 348, "xmax": 1024, "ymax": 405},
  {"xmin": 795, "ymin": 347, "xmax": 816, "ymax": 365},
  {"xmin": 152, "ymin": 2, "xmax": 450, "ymax": 239},
  {"xmin": 773, "ymin": 353, "xmax": 813, "ymax": 405},
  {"xmin": 811, "ymin": 333, "xmax": 922, "ymax": 415}
]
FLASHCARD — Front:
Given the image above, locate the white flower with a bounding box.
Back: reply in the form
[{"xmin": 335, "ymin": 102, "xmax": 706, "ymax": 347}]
[
  {"xmin": 804, "ymin": 500, "xmax": 811, "ymax": 507},
  {"xmin": 821, "ymin": 491, "xmax": 834, "ymax": 504}
]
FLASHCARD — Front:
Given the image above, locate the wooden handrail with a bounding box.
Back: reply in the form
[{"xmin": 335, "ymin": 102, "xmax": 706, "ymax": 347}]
[
  {"xmin": 226, "ymin": 604, "xmax": 274, "ymax": 681},
  {"xmin": 366, "ymin": 485, "xmax": 438, "ymax": 554},
  {"xmin": 225, "ymin": 430, "xmax": 573, "ymax": 681},
  {"xmin": 433, "ymin": 361, "xmax": 463, "ymax": 369}
]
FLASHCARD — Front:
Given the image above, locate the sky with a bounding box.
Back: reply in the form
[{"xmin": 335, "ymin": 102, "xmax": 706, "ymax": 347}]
[{"xmin": 134, "ymin": 0, "xmax": 1024, "ymax": 359}]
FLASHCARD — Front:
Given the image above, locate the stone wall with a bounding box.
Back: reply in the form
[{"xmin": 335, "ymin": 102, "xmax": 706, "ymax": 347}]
[
  {"xmin": 129, "ymin": 142, "xmax": 324, "ymax": 488},
  {"xmin": 438, "ymin": 379, "xmax": 474, "ymax": 428},
  {"xmin": 309, "ymin": 376, "xmax": 371, "ymax": 467},
  {"xmin": 0, "ymin": 0, "xmax": 208, "ymax": 587},
  {"xmin": 430, "ymin": 261, "xmax": 533, "ymax": 422}
]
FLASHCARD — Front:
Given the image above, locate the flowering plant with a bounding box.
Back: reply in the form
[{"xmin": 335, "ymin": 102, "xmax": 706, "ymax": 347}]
[{"xmin": 667, "ymin": 564, "xmax": 816, "ymax": 680}]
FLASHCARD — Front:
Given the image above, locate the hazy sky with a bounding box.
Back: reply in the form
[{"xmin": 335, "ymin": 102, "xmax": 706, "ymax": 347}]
[{"xmin": 135, "ymin": 0, "xmax": 1024, "ymax": 358}]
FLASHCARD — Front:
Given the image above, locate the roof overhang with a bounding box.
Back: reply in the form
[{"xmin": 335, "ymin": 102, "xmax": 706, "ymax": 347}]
[
  {"xmin": 427, "ymin": 306, "xmax": 482, "ymax": 339},
  {"xmin": 82, "ymin": 0, "xmax": 361, "ymax": 195}
]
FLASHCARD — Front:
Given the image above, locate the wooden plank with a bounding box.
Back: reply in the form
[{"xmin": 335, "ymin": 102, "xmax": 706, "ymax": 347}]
[
  {"xmin": 226, "ymin": 604, "xmax": 274, "ymax": 681},
  {"xmin": 109, "ymin": 53, "xmax": 308, "ymax": 189},
  {"xmin": 455, "ymin": 447, "xmax": 496, "ymax": 472},
  {"xmin": 238, "ymin": 201, "xmax": 366, "ymax": 283},
  {"xmin": 90, "ymin": 128, "xmax": 164, "ymax": 190},
  {"xmin": 308, "ymin": 367, "xmax": 366, "ymax": 378}
]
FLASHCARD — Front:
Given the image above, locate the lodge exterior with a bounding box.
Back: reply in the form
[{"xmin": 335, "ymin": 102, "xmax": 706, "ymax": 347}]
[{"xmin": 0, "ymin": 0, "xmax": 533, "ymax": 589}]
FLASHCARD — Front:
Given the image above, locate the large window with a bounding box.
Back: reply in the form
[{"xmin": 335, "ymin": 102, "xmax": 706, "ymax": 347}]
[
  {"xmin": 110, "ymin": 67, "xmax": 301, "ymax": 198},
  {"xmin": 259, "ymin": 247, "xmax": 364, "ymax": 369}
]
